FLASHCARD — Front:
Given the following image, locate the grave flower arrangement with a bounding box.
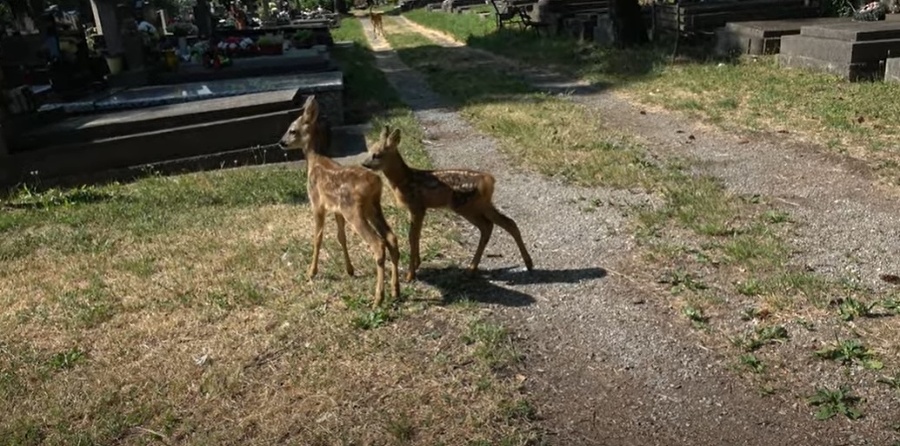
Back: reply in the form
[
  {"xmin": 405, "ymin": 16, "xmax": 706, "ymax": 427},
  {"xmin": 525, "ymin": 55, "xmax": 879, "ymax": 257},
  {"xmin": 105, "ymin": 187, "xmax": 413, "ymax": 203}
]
[
  {"xmin": 256, "ymin": 33, "xmax": 284, "ymax": 55},
  {"xmin": 291, "ymin": 29, "xmax": 314, "ymax": 49},
  {"xmin": 171, "ymin": 21, "xmax": 198, "ymax": 37},
  {"xmin": 201, "ymin": 45, "xmax": 233, "ymax": 69},
  {"xmin": 215, "ymin": 36, "xmax": 259, "ymax": 57}
]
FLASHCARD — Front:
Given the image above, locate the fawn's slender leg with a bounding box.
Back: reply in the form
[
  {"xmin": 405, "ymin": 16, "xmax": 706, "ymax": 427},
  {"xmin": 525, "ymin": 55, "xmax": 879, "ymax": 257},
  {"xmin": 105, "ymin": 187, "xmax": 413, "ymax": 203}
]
[
  {"xmin": 406, "ymin": 210, "xmax": 426, "ymax": 282},
  {"xmin": 335, "ymin": 214, "xmax": 355, "ymax": 276},
  {"xmin": 462, "ymin": 212, "xmax": 494, "ymax": 273},
  {"xmin": 368, "ymin": 204, "xmax": 401, "ymax": 299},
  {"xmin": 485, "ymin": 206, "xmax": 534, "ymax": 271},
  {"xmin": 308, "ymin": 208, "xmax": 326, "ymax": 279},
  {"xmin": 347, "ymin": 209, "xmax": 387, "ymax": 307}
]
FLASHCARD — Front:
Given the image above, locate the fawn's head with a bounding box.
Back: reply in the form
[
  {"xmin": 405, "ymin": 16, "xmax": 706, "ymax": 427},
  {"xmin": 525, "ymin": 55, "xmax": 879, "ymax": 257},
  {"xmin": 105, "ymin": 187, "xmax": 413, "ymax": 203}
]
[
  {"xmin": 279, "ymin": 95, "xmax": 319, "ymax": 153},
  {"xmin": 361, "ymin": 125, "xmax": 402, "ymax": 171}
]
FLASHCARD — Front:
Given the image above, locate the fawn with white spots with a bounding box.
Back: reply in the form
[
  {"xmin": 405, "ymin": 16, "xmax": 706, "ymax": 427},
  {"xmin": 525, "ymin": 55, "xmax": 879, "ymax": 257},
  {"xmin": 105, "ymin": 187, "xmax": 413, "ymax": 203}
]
[
  {"xmin": 279, "ymin": 96, "xmax": 400, "ymax": 307},
  {"xmin": 362, "ymin": 125, "xmax": 534, "ymax": 281}
]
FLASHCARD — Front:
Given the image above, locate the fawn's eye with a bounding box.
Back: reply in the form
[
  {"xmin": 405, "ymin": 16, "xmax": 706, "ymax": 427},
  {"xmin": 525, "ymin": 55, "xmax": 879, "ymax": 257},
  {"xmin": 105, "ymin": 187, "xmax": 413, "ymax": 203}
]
[
  {"xmin": 289, "ymin": 129, "xmax": 298, "ymax": 135},
  {"xmin": 372, "ymin": 153, "xmax": 381, "ymax": 159}
]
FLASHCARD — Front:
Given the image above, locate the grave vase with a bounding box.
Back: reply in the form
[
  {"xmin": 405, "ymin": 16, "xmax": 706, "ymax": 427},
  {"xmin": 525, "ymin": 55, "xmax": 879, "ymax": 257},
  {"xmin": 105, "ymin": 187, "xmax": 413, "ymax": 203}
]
[
  {"xmin": 178, "ymin": 36, "xmax": 188, "ymax": 57},
  {"xmin": 105, "ymin": 55, "xmax": 123, "ymax": 74}
]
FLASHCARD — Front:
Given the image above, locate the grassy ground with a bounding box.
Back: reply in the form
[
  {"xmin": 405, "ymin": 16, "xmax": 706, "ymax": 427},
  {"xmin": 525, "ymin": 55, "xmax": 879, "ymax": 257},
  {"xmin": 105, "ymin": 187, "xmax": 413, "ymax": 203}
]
[
  {"xmin": 383, "ymin": 19, "xmax": 900, "ymax": 422},
  {"xmin": 0, "ymin": 18, "xmax": 541, "ymax": 446},
  {"xmin": 403, "ymin": 10, "xmax": 900, "ymax": 182}
]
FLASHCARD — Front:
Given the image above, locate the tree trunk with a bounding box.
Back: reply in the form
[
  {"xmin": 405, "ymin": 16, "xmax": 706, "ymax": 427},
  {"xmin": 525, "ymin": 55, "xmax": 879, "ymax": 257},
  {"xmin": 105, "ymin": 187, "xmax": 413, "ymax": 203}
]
[{"xmin": 612, "ymin": 0, "xmax": 649, "ymax": 46}]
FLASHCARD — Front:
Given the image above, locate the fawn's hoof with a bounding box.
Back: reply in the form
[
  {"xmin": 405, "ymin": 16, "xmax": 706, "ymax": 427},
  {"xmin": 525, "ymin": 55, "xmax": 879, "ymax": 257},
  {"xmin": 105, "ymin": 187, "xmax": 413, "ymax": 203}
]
[{"xmin": 346, "ymin": 267, "xmax": 355, "ymax": 277}]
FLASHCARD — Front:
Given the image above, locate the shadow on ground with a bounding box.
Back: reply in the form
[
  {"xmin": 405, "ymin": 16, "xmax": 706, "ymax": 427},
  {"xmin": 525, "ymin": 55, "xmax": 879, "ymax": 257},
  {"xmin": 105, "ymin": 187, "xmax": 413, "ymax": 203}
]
[
  {"xmin": 415, "ymin": 265, "xmax": 607, "ymax": 307},
  {"xmin": 389, "ymin": 12, "xmax": 730, "ymax": 99},
  {"xmin": 375, "ymin": 24, "xmax": 724, "ymax": 115}
]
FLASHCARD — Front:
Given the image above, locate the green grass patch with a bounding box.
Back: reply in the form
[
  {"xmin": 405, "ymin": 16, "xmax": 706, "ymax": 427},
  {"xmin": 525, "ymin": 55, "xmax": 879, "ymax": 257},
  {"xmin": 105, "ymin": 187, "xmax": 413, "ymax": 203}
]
[
  {"xmin": 403, "ymin": 10, "xmax": 900, "ymax": 173},
  {"xmin": 388, "ymin": 30, "xmax": 667, "ymax": 190},
  {"xmin": 386, "ymin": 19, "xmax": 871, "ymax": 324},
  {"xmin": 0, "ymin": 17, "xmax": 540, "ymax": 445}
]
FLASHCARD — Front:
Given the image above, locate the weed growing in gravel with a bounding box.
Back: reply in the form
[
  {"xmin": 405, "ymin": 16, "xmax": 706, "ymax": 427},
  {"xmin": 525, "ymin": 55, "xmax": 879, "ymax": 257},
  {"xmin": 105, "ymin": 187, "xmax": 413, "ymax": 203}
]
[
  {"xmin": 835, "ymin": 297, "xmax": 877, "ymax": 321},
  {"xmin": 878, "ymin": 296, "xmax": 900, "ymax": 314},
  {"xmin": 732, "ymin": 326, "xmax": 789, "ymax": 352},
  {"xmin": 739, "ymin": 306, "xmax": 770, "ymax": 321},
  {"xmin": 739, "ymin": 354, "xmax": 765, "ymax": 373},
  {"xmin": 876, "ymin": 373, "xmax": 900, "ymax": 392},
  {"xmin": 815, "ymin": 339, "xmax": 883, "ymax": 370},
  {"xmin": 807, "ymin": 386, "xmax": 864, "ymax": 420},
  {"xmin": 681, "ymin": 305, "xmax": 709, "ymax": 329},
  {"xmin": 659, "ymin": 269, "xmax": 708, "ymax": 295}
]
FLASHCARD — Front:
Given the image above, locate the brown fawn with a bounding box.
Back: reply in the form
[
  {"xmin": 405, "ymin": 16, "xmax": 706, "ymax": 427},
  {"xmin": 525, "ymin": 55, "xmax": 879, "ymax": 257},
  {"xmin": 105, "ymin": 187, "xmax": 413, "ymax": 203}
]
[
  {"xmin": 369, "ymin": 6, "xmax": 385, "ymax": 39},
  {"xmin": 279, "ymin": 96, "xmax": 400, "ymax": 307},
  {"xmin": 362, "ymin": 126, "xmax": 534, "ymax": 282}
]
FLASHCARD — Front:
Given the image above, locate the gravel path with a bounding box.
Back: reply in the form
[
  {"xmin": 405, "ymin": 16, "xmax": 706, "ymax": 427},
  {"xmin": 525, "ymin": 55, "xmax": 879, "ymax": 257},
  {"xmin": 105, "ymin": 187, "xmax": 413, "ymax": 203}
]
[
  {"xmin": 398, "ymin": 16, "xmax": 900, "ymax": 292},
  {"xmin": 360, "ymin": 15, "xmax": 895, "ymax": 445}
]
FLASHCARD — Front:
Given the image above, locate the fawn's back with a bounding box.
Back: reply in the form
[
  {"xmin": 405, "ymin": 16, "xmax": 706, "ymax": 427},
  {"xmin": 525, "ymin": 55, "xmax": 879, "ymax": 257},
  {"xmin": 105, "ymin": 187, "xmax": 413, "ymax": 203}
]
[{"xmin": 393, "ymin": 168, "xmax": 495, "ymax": 211}]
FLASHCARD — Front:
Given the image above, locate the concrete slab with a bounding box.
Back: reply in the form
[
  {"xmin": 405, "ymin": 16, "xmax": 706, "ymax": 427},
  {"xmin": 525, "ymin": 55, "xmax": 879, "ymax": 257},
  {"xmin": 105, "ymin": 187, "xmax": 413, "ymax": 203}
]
[
  {"xmin": 38, "ymin": 70, "xmax": 343, "ymax": 115},
  {"xmin": 152, "ymin": 48, "xmax": 335, "ymax": 85},
  {"xmin": 714, "ymin": 15, "xmax": 900, "ymax": 56},
  {"xmin": 16, "ymin": 89, "xmax": 302, "ymax": 151},
  {"xmin": 0, "ymin": 124, "xmax": 370, "ymax": 189},
  {"xmin": 777, "ymin": 52, "xmax": 880, "ymax": 80},
  {"xmin": 725, "ymin": 17, "xmax": 845, "ymax": 38},
  {"xmin": 887, "ymin": 57, "xmax": 900, "ymax": 82},
  {"xmin": 778, "ymin": 17, "xmax": 900, "ymax": 80},
  {"xmin": 728, "ymin": 14, "xmax": 899, "ymax": 38},
  {"xmin": 800, "ymin": 19, "xmax": 900, "ymax": 42},
  {"xmin": 94, "ymin": 71, "xmax": 342, "ymax": 112},
  {"xmin": 780, "ymin": 34, "xmax": 900, "ymax": 64},
  {"xmin": 4, "ymin": 107, "xmax": 304, "ymax": 185}
]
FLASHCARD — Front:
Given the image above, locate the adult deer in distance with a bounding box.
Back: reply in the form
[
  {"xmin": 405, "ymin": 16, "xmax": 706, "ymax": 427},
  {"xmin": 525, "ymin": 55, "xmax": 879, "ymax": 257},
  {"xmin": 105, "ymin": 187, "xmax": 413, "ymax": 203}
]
[
  {"xmin": 362, "ymin": 126, "xmax": 534, "ymax": 282},
  {"xmin": 278, "ymin": 96, "xmax": 400, "ymax": 307},
  {"xmin": 369, "ymin": 5, "xmax": 385, "ymax": 39}
]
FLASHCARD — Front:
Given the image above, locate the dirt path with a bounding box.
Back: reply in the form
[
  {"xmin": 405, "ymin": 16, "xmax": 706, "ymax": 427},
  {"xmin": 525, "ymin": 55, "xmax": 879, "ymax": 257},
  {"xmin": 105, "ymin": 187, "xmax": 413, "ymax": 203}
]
[
  {"xmin": 359, "ymin": 15, "xmax": 898, "ymax": 445},
  {"xmin": 397, "ymin": 16, "xmax": 900, "ymax": 292}
]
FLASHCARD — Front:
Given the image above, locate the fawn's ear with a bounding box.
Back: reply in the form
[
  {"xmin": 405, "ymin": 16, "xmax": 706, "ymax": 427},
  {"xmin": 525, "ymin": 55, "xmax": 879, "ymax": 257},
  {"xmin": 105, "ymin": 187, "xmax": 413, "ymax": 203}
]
[
  {"xmin": 380, "ymin": 125, "xmax": 391, "ymax": 141},
  {"xmin": 302, "ymin": 96, "xmax": 319, "ymax": 123},
  {"xmin": 387, "ymin": 128, "xmax": 401, "ymax": 147}
]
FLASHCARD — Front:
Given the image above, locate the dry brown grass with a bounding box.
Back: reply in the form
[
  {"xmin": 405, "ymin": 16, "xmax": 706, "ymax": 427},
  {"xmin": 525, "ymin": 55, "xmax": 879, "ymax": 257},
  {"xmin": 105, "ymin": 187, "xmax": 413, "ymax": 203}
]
[{"xmin": 0, "ymin": 164, "xmax": 540, "ymax": 445}]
